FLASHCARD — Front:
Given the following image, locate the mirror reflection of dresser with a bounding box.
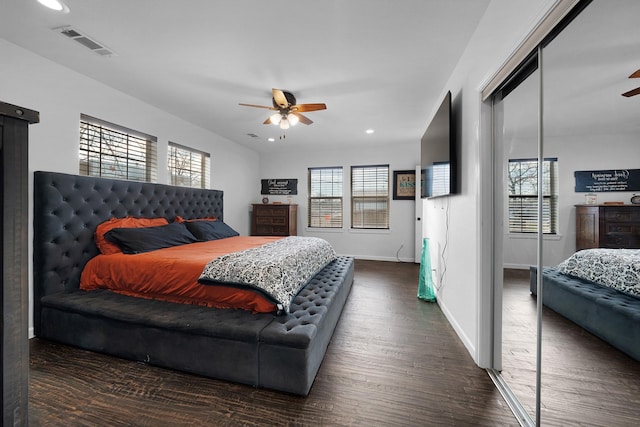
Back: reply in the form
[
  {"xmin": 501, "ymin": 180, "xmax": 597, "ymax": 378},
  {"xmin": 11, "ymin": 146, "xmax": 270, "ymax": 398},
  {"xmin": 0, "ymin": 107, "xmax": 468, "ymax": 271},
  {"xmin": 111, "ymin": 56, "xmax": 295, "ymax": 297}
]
[{"xmin": 575, "ymin": 204, "xmax": 640, "ymax": 251}]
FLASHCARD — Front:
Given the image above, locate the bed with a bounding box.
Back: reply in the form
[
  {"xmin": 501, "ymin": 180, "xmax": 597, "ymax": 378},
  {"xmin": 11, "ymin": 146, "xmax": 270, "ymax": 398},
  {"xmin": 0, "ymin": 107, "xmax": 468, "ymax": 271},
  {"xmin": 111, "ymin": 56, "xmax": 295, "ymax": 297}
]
[
  {"xmin": 530, "ymin": 249, "xmax": 640, "ymax": 362},
  {"xmin": 32, "ymin": 171, "xmax": 355, "ymax": 395}
]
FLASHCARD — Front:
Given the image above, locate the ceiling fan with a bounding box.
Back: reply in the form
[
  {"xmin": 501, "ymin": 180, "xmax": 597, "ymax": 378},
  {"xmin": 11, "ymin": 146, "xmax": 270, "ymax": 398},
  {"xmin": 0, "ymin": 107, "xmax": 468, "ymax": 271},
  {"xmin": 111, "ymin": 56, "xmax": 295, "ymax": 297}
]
[
  {"xmin": 239, "ymin": 88, "xmax": 326, "ymax": 129},
  {"xmin": 622, "ymin": 69, "xmax": 640, "ymax": 97}
]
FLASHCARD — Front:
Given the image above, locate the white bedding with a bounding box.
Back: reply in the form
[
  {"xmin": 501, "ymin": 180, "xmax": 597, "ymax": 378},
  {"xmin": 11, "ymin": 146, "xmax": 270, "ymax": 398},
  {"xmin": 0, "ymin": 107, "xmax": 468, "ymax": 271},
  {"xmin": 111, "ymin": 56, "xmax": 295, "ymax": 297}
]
[
  {"xmin": 199, "ymin": 236, "xmax": 337, "ymax": 313},
  {"xmin": 556, "ymin": 249, "xmax": 640, "ymax": 298}
]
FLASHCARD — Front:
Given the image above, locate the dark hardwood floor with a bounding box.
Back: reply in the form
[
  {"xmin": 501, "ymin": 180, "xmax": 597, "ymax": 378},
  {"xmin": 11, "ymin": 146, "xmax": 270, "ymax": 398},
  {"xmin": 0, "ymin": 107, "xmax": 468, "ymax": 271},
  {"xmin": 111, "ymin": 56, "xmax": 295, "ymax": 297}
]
[
  {"xmin": 502, "ymin": 269, "xmax": 640, "ymax": 426},
  {"xmin": 29, "ymin": 260, "xmax": 518, "ymax": 426}
]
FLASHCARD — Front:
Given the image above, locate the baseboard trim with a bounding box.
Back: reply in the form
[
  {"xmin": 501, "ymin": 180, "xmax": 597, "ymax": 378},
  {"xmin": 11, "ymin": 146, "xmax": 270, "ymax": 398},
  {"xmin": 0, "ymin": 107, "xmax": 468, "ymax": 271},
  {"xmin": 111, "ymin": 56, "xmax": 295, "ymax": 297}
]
[{"xmin": 345, "ymin": 254, "xmax": 416, "ymax": 263}]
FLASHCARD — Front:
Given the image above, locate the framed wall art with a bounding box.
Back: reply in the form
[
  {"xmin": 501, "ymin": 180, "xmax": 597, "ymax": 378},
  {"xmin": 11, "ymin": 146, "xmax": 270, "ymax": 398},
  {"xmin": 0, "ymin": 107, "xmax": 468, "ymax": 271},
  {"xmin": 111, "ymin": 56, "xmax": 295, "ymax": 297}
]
[{"xmin": 393, "ymin": 170, "xmax": 416, "ymax": 200}]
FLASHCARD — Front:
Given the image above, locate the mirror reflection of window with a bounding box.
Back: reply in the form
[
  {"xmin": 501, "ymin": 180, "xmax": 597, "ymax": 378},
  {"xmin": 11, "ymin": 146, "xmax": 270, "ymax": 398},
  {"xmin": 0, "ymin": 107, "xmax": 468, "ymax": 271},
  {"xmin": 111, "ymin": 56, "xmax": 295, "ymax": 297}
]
[{"xmin": 507, "ymin": 158, "xmax": 558, "ymax": 234}]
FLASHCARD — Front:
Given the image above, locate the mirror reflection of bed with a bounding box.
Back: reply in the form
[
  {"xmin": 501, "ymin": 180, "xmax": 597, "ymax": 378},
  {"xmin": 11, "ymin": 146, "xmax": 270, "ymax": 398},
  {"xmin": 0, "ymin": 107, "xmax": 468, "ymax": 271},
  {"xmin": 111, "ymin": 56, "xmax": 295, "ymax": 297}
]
[
  {"xmin": 502, "ymin": 264, "xmax": 640, "ymax": 423},
  {"xmin": 531, "ymin": 249, "xmax": 640, "ymax": 359}
]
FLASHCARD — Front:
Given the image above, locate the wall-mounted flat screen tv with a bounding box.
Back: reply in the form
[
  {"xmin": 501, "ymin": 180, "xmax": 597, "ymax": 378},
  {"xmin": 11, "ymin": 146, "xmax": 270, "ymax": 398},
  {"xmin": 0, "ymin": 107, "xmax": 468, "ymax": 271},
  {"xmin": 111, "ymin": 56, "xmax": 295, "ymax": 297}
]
[{"xmin": 421, "ymin": 91, "xmax": 456, "ymax": 198}]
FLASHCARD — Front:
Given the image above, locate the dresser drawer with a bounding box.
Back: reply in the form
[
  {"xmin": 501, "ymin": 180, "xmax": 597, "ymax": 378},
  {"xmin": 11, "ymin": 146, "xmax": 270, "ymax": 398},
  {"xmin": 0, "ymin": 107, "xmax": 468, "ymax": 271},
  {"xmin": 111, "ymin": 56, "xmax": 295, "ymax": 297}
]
[
  {"xmin": 256, "ymin": 216, "xmax": 287, "ymax": 226},
  {"xmin": 254, "ymin": 205, "xmax": 289, "ymax": 217},
  {"xmin": 600, "ymin": 235, "xmax": 640, "ymax": 248},
  {"xmin": 604, "ymin": 208, "xmax": 640, "ymax": 222},
  {"xmin": 604, "ymin": 222, "xmax": 634, "ymax": 234},
  {"xmin": 254, "ymin": 225, "xmax": 288, "ymax": 236}
]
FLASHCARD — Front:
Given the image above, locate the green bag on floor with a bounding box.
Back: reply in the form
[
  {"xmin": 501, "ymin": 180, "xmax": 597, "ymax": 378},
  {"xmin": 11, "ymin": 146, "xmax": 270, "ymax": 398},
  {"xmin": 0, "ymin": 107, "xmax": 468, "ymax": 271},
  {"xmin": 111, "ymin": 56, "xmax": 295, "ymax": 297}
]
[{"xmin": 418, "ymin": 238, "xmax": 436, "ymax": 302}]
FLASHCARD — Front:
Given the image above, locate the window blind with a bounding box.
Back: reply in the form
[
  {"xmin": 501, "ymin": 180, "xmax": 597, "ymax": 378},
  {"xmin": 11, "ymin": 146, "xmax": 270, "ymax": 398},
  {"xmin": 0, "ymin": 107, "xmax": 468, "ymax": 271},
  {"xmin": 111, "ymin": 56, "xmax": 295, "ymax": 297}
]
[
  {"xmin": 351, "ymin": 165, "xmax": 389, "ymax": 229},
  {"xmin": 508, "ymin": 158, "xmax": 558, "ymax": 233},
  {"xmin": 168, "ymin": 142, "xmax": 211, "ymax": 189},
  {"xmin": 79, "ymin": 114, "xmax": 157, "ymax": 182},
  {"xmin": 308, "ymin": 167, "xmax": 343, "ymax": 228}
]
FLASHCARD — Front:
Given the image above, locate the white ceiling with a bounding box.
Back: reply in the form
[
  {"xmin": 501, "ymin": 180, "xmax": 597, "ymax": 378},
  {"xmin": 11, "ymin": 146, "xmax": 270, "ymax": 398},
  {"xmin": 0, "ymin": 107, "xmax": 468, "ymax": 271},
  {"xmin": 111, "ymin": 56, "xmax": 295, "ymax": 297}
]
[
  {"xmin": 0, "ymin": 0, "xmax": 491, "ymax": 152},
  {"xmin": 499, "ymin": 1, "xmax": 640, "ymax": 140}
]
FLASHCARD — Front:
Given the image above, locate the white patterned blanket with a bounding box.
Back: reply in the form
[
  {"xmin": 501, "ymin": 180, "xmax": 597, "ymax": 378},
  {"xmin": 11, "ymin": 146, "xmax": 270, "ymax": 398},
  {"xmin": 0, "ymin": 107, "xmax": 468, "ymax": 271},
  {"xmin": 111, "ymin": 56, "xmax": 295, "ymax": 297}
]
[
  {"xmin": 556, "ymin": 249, "xmax": 640, "ymax": 298},
  {"xmin": 198, "ymin": 236, "xmax": 337, "ymax": 313}
]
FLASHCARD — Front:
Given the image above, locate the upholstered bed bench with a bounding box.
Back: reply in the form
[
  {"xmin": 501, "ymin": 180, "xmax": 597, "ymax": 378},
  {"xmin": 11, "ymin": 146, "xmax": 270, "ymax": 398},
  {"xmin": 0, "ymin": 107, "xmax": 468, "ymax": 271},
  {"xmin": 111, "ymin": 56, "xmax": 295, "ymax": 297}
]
[
  {"xmin": 530, "ymin": 266, "xmax": 640, "ymax": 362},
  {"xmin": 33, "ymin": 171, "xmax": 354, "ymax": 396}
]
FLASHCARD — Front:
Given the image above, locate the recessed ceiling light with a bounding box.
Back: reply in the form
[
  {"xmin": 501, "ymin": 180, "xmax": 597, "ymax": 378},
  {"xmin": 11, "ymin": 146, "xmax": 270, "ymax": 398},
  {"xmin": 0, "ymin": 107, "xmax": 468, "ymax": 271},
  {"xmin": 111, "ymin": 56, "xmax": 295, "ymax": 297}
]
[
  {"xmin": 37, "ymin": 0, "xmax": 70, "ymax": 13},
  {"xmin": 365, "ymin": 129, "xmax": 375, "ymax": 134},
  {"xmin": 267, "ymin": 137, "xmax": 275, "ymax": 142}
]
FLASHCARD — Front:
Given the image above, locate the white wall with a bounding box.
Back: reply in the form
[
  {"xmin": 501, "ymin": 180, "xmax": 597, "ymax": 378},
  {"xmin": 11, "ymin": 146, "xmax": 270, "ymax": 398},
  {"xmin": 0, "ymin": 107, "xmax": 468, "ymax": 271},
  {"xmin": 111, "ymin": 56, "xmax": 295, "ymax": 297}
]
[
  {"xmin": 259, "ymin": 143, "xmax": 419, "ymax": 261},
  {"xmin": 0, "ymin": 39, "xmax": 260, "ymax": 335},
  {"xmin": 422, "ymin": 0, "xmax": 558, "ymax": 364}
]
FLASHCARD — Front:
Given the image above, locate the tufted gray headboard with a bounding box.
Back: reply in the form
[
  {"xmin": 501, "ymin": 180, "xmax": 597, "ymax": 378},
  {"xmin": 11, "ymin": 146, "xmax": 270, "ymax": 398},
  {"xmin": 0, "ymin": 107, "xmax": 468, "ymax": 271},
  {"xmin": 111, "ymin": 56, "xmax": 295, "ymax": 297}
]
[{"xmin": 32, "ymin": 171, "xmax": 224, "ymax": 334}]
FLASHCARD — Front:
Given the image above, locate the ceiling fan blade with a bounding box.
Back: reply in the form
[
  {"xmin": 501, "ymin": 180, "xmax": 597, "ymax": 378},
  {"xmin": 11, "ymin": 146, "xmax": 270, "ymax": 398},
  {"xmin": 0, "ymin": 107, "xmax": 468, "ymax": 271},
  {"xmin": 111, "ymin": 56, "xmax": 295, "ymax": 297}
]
[
  {"xmin": 629, "ymin": 69, "xmax": 640, "ymax": 79},
  {"xmin": 291, "ymin": 112, "xmax": 313, "ymax": 125},
  {"xmin": 293, "ymin": 103, "xmax": 327, "ymax": 113},
  {"xmin": 272, "ymin": 89, "xmax": 289, "ymax": 108},
  {"xmin": 239, "ymin": 103, "xmax": 276, "ymax": 110},
  {"xmin": 263, "ymin": 117, "xmax": 274, "ymax": 125},
  {"xmin": 622, "ymin": 87, "xmax": 640, "ymax": 97}
]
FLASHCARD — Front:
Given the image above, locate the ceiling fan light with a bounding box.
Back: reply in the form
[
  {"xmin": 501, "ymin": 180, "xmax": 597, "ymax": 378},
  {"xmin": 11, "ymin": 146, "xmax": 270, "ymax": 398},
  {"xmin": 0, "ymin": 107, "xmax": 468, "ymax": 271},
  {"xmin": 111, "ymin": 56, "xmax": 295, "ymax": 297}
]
[
  {"xmin": 37, "ymin": 0, "xmax": 70, "ymax": 12},
  {"xmin": 288, "ymin": 114, "xmax": 299, "ymax": 126},
  {"xmin": 269, "ymin": 113, "xmax": 282, "ymax": 125},
  {"xmin": 279, "ymin": 118, "xmax": 290, "ymax": 130}
]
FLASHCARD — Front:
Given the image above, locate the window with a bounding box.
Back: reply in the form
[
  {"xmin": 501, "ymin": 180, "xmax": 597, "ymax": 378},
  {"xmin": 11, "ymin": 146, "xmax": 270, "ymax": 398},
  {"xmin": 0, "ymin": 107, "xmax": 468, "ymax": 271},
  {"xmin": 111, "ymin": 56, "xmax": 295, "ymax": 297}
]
[
  {"xmin": 168, "ymin": 142, "xmax": 211, "ymax": 189},
  {"xmin": 79, "ymin": 114, "xmax": 157, "ymax": 182},
  {"xmin": 351, "ymin": 165, "xmax": 389, "ymax": 229},
  {"xmin": 308, "ymin": 167, "xmax": 343, "ymax": 228},
  {"xmin": 508, "ymin": 158, "xmax": 558, "ymax": 234}
]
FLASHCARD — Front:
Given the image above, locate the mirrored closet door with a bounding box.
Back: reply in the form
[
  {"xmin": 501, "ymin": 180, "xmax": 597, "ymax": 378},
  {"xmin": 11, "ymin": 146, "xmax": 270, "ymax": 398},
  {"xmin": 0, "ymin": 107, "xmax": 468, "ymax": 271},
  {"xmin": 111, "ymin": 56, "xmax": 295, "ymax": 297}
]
[
  {"xmin": 538, "ymin": 0, "xmax": 640, "ymax": 424},
  {"xmin": 492, "ymin": 1, "xmax": 640, "ymax": 425},
  {"xmin": 494, "ymin": 64, "xmax": 541, "ymax": 421}
]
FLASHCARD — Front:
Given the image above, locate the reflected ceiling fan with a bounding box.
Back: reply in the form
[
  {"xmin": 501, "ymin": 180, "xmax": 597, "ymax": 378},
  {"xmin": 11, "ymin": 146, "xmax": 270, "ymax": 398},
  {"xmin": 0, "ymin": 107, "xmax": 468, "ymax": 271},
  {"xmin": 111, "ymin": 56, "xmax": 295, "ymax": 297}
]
[
  {"xmin": 239, "ymin": 88, "xmax": 326, "ymax": 129},
  {"xmin": 622, "ymin": 69, "xmax": 640, "ymax": 97}
]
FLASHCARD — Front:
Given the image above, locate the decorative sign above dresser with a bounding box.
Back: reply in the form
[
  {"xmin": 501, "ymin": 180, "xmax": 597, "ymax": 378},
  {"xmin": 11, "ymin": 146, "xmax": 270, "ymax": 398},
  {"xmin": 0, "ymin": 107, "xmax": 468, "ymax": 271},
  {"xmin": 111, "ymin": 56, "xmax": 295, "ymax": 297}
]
[
  {"xmin": 261, "ymin": 179, "xmax": 298, "ymax": 195},
  {"xmin": 574, "ymin": 169, "xmax": 640, "ymax": 193}
]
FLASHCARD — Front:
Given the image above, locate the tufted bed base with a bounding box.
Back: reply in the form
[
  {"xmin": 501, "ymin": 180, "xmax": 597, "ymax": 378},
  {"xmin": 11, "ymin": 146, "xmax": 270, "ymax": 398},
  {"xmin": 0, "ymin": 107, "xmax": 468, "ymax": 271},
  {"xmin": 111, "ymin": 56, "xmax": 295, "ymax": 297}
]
[
  {"xmin": 33, "ymin": 171, "xmax": 354, "ymax": 395},
  {"xmin": 530, "ymin": 266, "xmax": 640, "ymax": 362}
]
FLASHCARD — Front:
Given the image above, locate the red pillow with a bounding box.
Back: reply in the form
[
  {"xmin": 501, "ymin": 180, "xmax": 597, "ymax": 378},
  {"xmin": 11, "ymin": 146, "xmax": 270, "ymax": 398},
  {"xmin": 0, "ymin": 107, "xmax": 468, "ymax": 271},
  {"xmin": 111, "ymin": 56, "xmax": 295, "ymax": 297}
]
[
  {"xmin": 95, "ymin": 217, "xmax": 169, "ymax": 254},
  {"xmin": 174, "ymin": 215, "xmax": 217, "ymax": 223}
]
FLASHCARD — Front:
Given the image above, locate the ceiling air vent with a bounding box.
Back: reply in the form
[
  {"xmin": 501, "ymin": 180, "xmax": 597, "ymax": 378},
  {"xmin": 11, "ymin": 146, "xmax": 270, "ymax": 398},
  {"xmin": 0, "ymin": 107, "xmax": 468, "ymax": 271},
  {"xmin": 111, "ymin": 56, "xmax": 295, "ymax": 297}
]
[
  {"xmin": 246, "ymin": 133, "xmax": 259, "ymax": 138},
  {"xmin": 55, "ymin": 26, "xmax": 115, "ymax": 57}
]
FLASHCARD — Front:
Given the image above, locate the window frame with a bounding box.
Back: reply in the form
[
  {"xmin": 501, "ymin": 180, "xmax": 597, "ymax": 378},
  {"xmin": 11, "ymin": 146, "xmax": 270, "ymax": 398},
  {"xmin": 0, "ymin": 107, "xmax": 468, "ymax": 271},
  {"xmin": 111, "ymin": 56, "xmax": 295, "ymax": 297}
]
[
  {"xmin": 507, "ymin": 157, "xmax": 559, "ymax": 234},
  {"xmin": 350, "ymin": 164, "xmax": 390, "ymax": 230},
  {"xmin": 79, "ymin": 114, "xmax": 157, "ymax": 182},
  {"xmin": 168, "ymin": 141, "xmax": 211, "ymax": 189},
  {"xmin": 308, "ymin": 166, "xmax": 343, "ymax": 228}
]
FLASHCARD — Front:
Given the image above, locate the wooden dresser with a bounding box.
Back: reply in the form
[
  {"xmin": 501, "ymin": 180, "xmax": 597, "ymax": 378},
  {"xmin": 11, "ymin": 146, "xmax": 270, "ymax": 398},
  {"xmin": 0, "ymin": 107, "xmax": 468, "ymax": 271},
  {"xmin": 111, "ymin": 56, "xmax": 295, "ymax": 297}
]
[
  {"xmin": 575, "ymin": 204, "xmax": 640, "ymax": 250},
  {"xmin": 251, "ymin": 204, "xmax": 297, "ymax": 236}
]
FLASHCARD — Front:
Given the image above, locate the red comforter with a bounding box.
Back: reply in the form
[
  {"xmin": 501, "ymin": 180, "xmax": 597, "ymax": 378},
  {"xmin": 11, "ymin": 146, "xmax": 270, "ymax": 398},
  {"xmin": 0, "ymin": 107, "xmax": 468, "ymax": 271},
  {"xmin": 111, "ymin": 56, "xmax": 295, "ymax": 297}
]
[{"xmin": 80, "ymin": 236, "xmax": 283, "ymax": 313}]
